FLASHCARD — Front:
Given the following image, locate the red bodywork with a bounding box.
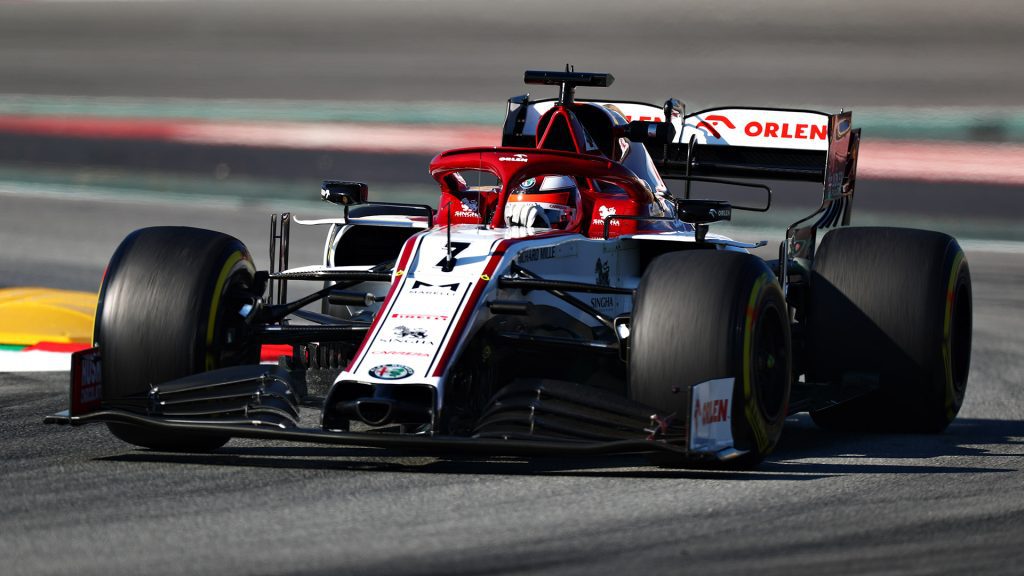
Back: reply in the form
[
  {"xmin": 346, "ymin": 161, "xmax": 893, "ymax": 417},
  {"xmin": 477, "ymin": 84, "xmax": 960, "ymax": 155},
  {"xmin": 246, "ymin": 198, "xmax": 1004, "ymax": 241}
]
[
  {"xmin": 431, "ymin": 104, "xmax": 666, "ymax": 238},
  {"xmin": 430, "ymin": 147, "xmax": 657, "ymax": 238}
]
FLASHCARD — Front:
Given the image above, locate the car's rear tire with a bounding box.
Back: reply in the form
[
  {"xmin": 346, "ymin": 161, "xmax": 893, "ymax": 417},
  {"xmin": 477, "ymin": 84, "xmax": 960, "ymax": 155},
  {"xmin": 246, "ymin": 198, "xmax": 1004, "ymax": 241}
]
[
  {"xmin": 629, "ymin": 250, "xmax": 791, "ymax": 467},
  {"xmin": 806, "ymin": 227, "xmax": 972, "ymax": 433},
  {"xmin": 96, "ymin": 227, "xmax": 258, "ymax": 451}
]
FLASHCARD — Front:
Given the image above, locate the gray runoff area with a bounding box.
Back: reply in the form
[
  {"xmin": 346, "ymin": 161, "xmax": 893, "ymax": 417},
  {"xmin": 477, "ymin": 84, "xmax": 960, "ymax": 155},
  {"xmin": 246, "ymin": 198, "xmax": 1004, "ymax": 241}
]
[{"xmin": 0, "ymin": 0, "xmax": 1022, "ymax": 107}]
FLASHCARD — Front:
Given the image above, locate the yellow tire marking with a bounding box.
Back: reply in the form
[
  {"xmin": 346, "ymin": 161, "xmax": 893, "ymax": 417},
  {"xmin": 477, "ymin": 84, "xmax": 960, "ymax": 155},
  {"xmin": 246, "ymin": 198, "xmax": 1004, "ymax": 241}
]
[
  {"xmin": 205, "ymin": 251, "xmax": 254, "ymax": 370},
  {"xmin": 742, "ymin": 272, "xmax": 772, "ymax": 453}
]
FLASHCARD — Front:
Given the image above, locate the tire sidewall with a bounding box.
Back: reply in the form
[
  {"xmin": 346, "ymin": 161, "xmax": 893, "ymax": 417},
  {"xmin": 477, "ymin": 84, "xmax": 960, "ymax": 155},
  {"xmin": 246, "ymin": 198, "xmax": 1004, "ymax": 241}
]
[
  {"xmin": 95, "ymin": 227, "xmax": 256, "ymax": 451},
  {"xmin": 629, "ymin": 250, "xmax": 791, "ymax": 464},
  {"xmin": 732, "ymin": 271, "xmax": 791, "ymax": 458},
  {"xmin": 808, "ymin": 227, "xmax": 972, "ymax": 432}
]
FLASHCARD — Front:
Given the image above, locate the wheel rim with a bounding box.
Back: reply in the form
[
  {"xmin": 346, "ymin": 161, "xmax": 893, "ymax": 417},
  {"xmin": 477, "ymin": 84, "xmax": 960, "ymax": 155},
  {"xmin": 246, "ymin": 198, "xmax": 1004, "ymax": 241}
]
[
  {"xmin": 753, "ymin": 302, "xmax": 787, "ymax": 421},
  {"xmin": 208, "ymin": 269, "xmax": 259, "ymax": 369}
]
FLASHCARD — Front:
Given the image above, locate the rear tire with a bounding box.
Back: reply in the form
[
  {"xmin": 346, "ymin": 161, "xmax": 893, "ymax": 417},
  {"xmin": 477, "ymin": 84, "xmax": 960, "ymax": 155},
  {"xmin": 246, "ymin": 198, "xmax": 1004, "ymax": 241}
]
[
  {"xmin": 96, "ymin": 227, "xmax": 258, "ymax": 451},
  {"xmin": 629, "ymin": 250, "xmax": 791, "ymax": 467},
  {"xmin": 806, "ymin": 227, "xmax": 972, "ymax": 433}
]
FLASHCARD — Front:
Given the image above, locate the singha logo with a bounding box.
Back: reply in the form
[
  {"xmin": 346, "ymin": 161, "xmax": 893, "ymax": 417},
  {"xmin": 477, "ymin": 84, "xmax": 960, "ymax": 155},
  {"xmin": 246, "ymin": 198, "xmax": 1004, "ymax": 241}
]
[
  {"xmin": 393, "ymin": 325, "xmax": 427, "ymax": 339},
  {"xmin": 593, "ymin": 205, "xmax": 620, "ymax": 228}
]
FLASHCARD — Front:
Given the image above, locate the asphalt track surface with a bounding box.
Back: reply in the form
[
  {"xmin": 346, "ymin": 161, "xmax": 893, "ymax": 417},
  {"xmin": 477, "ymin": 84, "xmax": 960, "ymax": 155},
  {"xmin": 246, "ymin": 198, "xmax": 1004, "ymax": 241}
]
[
  {"xmin": 1, "ymin": 190, "xmax": 1023, "ymax": 575},
  {"xmin": 1, "ymin": 0, "xmax": 1023, "ymax": 108}
]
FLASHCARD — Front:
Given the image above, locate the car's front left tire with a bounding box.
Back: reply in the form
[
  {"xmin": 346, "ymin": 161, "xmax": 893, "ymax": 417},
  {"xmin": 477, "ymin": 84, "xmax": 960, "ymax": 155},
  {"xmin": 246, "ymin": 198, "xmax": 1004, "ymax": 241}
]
[{"xmin": 96, "ymin": 226, "xmax": 258, "ymax": 451}]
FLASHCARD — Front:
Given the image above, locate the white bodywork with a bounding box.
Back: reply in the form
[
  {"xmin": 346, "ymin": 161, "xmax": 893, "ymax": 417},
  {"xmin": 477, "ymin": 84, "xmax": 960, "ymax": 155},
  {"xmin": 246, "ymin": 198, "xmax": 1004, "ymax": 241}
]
[{"xmin": 296, "ymin": 221, "xmax": 761, "ymax": 427}]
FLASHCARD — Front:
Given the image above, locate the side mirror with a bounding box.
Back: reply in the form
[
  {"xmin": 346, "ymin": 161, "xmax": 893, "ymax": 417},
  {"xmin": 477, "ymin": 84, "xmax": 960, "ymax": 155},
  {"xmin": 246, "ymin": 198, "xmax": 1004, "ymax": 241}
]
[
  {"xmin": 676, "ymin": 199, "xmax": 732, "ymax": 224},
  {"xmin": 321, "ymin": 181, "xmax": 368, "ymax": 206},
  {"xmin": 625, "ymin": 120, "xmax": 676, "ymax": 144}
]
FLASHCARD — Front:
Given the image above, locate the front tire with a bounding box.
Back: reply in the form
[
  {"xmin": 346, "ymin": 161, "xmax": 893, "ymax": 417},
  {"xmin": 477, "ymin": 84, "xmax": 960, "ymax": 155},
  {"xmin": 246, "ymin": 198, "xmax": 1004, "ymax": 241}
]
[
  {"xmin": 806, "ymin": 227, "xmax": 972, "ymax": 432},
  {"xmin": 96, "ymin": 227, "xmax": 258, "ymax": 451},
  {"xmin": 629, "ymin": 250, "xmax": 792, "ymax": 467}
]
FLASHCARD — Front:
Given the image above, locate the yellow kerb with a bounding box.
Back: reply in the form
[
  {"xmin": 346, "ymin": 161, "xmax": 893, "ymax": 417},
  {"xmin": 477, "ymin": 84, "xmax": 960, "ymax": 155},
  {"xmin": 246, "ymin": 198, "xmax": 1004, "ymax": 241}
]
[{"xmin": 0, "ymin": 287, "xmax": 98, "ymax": 345}]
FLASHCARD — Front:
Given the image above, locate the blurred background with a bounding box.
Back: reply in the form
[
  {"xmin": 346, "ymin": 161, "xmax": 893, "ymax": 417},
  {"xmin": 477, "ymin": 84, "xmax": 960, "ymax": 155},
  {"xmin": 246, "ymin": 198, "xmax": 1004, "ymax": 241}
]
[{"xmin": 1, "ymin": 0, "xmax": 1022, "ymax": 291}]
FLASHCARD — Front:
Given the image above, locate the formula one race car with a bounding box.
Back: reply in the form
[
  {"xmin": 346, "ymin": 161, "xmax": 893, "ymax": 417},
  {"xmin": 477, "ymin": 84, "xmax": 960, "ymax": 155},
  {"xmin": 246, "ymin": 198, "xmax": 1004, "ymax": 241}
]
[{"xmin": 46, "ymin": 69, "xmax": 973, "ymax": 467}]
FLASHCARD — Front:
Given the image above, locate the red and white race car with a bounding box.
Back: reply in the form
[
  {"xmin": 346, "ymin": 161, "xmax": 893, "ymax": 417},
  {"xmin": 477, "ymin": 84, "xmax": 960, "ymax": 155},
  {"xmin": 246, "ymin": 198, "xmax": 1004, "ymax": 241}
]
[{"xmin": 47, "ymin": 69, "xmax": 972, "ymax": 468}]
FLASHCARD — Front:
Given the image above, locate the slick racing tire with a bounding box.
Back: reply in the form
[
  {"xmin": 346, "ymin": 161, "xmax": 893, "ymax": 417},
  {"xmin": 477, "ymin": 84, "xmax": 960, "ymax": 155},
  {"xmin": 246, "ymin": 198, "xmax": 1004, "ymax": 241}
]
[
  {"xmin": 806, "ymin": 227, "xmax": 972, "ymax": 433},
  {"xmin": 96, "ymin": 227, "xmax": 258, "ymax": 451},
  {"xmin": 629, "ymin": 250, "xmax": 791, "ymax": 468}
]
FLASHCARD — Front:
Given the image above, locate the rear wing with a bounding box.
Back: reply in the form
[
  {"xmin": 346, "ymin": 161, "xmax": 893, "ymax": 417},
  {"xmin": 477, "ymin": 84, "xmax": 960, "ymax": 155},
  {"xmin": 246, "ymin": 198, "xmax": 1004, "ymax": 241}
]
[
  {"xmin": 501, "ymin": 98, "xmax": 859, "ymax": 192},
  {"xmin": 502, "ymin": 96, "xmax": 861, "ymax": 265},
  {"xmin": 660, "ymin": 106, "xmax": 861, "ymax": 262},
  {"xmin": 659, "ymin": 107, "xmax": 832, "ymax": 182}
]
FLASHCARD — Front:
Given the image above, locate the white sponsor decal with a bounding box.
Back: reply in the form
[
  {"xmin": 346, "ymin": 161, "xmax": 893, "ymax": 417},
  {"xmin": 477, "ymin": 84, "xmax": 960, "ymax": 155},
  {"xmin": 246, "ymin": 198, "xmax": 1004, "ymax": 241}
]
[
  {"xmin": 681, "ymin": 109, "xmax": 830, "ymax": 151},
  {"xmin": 517, "ymin": 246, "xmax": 557, "ymax": 262},
  {"xmin": 498, "ymin": 153, "xmax": 529, "ymax": 163},
  {"xmin": 592, "ymin": 205, "xmax": 620, "ymax": 227},
  {"xmin": 689, "ymin": 377, "xmax": 735, "ymax": 453},
  {"xmin": 391, "ymin": 313, "xmax": 450, "ymax": 321}
]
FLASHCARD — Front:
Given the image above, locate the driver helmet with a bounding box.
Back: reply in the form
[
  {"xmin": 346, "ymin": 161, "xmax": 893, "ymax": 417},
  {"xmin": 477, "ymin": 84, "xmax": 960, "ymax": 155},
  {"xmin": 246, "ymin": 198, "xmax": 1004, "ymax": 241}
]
[{"xmin": 506, "ymin": 175, "xmax": 578, "ymax": 229}]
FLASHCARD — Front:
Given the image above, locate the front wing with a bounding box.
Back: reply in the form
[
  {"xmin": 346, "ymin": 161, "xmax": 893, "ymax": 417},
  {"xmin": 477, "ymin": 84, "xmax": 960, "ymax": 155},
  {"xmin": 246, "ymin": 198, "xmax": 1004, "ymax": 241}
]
[{"xmin": 45, "ymin": 350, "xmax": 747, "ymax": 462}]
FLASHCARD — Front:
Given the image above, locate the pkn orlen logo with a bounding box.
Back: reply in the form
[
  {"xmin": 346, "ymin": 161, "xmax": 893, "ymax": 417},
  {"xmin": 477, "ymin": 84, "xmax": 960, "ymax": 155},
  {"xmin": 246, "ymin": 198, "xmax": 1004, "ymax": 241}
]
[
  {"xmin": 369, "ymin": 364, "xmax": 414, "ymax": 380},
  {"xmin": 694, "ymin": 114, "xmax": 736, "ymax": 139},
  {"xmin": 695, "ymin": 113, "xmax": 828, "ymax": 141}
]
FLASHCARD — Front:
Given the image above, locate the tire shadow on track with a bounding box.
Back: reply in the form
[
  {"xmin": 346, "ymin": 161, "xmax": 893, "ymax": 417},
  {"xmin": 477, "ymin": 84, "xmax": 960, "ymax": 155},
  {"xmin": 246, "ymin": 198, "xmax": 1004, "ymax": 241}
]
[
  {"xmin": 98, "ymin": 450, "xmax": 829, "ymax": 481},
  {"xmin": 95, "ymin": 439, "xmax": 836, "ymax": 480},
  {"xmin": 762, "ymin": 414, "xmax": 1024, "ymax": 476},
  {"xmin": 94, "ymin": 415, "xmax": 1021, "ymax": 479}
]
